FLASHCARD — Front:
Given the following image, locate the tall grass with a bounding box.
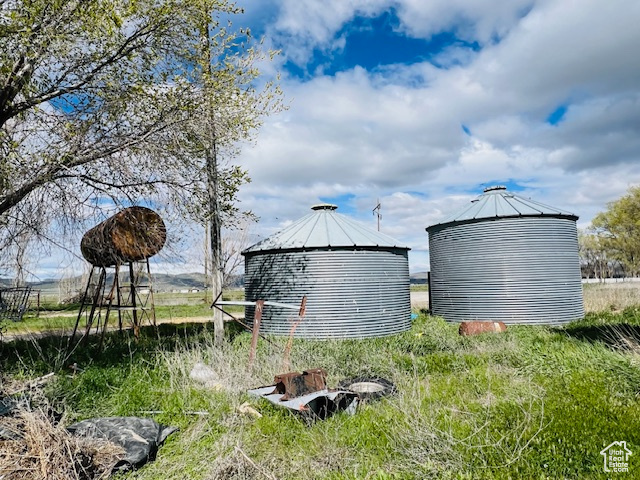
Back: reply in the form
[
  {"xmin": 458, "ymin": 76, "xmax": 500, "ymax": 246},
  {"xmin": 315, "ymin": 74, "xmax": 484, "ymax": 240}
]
[
  {"xmin": 10, "ymin": 317, "xmax": 628, "ymax": 479},
  {"xmin": 1, "ymin": 293, "xmax": 243, "ymax": 336},
  {"xmin": 583, "ymin": 282, "xmax": 640, "ymax": 312},
  {"xmin": 4, "ymin": 288, "xmax": 640, "ymax": 479}
]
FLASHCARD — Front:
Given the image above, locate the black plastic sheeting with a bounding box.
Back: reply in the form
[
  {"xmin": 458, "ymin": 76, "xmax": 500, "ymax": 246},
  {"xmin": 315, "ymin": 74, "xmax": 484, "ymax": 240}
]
[
  {"xmin": 1, "ymin": 396, "xmax": 177, "ymax": 472},
  {"xmin": 67, "ymin": 417, "xmax": 177, "ymax": 471},
  {"xmin": 0, "ymin": 396, "xmax": 23, "ymax": 440},
  {"xmin": 0, "ymin": 396, "xmax": 17, "ymax": 417}
]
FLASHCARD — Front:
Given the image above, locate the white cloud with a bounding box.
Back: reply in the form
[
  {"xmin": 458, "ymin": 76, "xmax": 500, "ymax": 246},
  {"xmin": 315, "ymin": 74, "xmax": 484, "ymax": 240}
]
[
  {"xmin": 457, "ymin": 2, "xmax": 640, "ymax": 122},
  {"xmin": 396, "ymin": 0, "xmax": 534, "ymax": 44},
  {"xmin": 231, "ymin": 0, "xmax": 640, "ymax": 274},
  {"xmin": 264, "ymin": 0, "xmax": 537, "ymax": 68},
  {"xmin": 268, "ymin": 0, "xmax": 390, "ymax": 65},
  {"xmin": 20, "ymin": 0, "xmax": 640, "ymax": 277}
]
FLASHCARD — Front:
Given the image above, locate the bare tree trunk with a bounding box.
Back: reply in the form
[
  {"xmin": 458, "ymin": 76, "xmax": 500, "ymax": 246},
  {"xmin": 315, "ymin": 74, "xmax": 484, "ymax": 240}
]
[
  {"xmin": 206, "ymin": 140, "xmax": 224, "ymax": 345},
  {"xmin": 201, "ymin": 15, "xmax": 224, "ymax": 346},
  {"xmin": 13, "ymin": 232, "xmax": 29, "ymax": 287},
  {"xmin": 203, "ymin": 222, "xmax": 210, "ymax": 303}
]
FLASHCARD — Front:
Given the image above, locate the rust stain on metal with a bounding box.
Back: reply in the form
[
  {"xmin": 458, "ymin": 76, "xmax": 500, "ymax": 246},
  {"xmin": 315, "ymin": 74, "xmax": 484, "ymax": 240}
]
[
  {"xmin": 80, "ymin": 206, "xmax": 166, "ymax": 267},
  {"xmin": 459, "ymin": 321, "xmax": 507, "ymax": 336},
  {"xmin": 298, "ymin": 295, "xmax": 307, "ymax": 317},
  {"xmin": 248, "ymin": 300, "xmax": 264, "ymax": 370},
  {"xmin": 248, "ymin": 368, "xmax": 359, "ymax": 419},
  {"xmin": 283, "ymin": 295, "xmax": 307, "ymax": 372},
  {"xmin": 273, "ymin": 368, "xmax": 328, "ymax": 400}
]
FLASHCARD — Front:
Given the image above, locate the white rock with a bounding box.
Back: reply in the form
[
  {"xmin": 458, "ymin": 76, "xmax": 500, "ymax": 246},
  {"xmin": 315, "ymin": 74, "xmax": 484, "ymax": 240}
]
[{"xmin": 189, "ymin": 362, "xmax": 223, "ymax": 390}]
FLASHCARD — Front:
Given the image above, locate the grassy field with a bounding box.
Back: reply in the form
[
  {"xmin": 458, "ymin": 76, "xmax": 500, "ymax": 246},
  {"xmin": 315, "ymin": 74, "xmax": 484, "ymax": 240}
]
[
  {"xmin": 583, "ymin": 282, "xmax": 640, "ymax": 313},
  {"xmin": 2, "ymin": 286, "xmax": 640, "ymax": 479},
  {"xmin": 1, "ymin": 290, "xmax": 245, "ymax": 336},
  {"xmin": 6, "ymin": 282, "xmax": 636, "ymax": 336},
  {"xmin": 409, "ymin": 284, "xmax": 429, "ymax": 292}
]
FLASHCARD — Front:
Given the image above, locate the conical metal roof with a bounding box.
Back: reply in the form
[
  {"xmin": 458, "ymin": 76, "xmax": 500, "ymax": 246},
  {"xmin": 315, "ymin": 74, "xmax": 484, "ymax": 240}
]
[
  {"xmin": 427, "ymin": 186, "xmax": 578, "ymax": 231},
  {"xmin": 243, "ymin": 203, "xmax": 409, "ymax": 254}
]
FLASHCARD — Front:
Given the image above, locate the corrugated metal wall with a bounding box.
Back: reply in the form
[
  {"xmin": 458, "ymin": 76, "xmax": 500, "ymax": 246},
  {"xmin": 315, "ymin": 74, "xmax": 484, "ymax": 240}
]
[
  {"xmin": 244, "ymin": 248, "xmax": 411, "ymax": 338},
  {"xmin": 428, "ymin": 216, "xmax": 584, "ymax": 325}
]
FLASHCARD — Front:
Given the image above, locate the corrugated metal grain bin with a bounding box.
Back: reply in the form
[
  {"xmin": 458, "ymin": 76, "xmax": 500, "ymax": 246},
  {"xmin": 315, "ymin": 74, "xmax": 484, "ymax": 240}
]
[
  {"xmin": 426, "ymin": 186, "xmax": 584, "ymax": 325},
  {"xmin": 242, "ymin": 204, "xmax": 411, "ymax": 338}
]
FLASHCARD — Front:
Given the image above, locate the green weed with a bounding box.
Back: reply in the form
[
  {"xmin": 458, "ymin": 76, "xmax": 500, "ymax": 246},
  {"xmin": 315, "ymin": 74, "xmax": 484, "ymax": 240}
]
[{"xmin": 4, "ymin": 307, "xmax": 640, "ymax": 479}]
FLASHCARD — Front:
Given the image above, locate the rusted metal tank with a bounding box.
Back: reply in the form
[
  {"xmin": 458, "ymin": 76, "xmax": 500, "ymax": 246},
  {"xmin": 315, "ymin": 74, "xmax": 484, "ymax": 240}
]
[
  {"xmin": 459, "ymin": 321, "xmax": 507, "ymax": 336},
  {"xmin": 80, "ymin": 206, "xmax": 166, "ymax": 267}
]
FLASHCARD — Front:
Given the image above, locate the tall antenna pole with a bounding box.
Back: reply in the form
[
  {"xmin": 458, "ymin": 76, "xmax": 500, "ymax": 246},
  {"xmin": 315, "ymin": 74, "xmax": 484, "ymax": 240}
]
[{"xmin": 373, "ymin": 199, "xmax": 381, "ymax": 231}]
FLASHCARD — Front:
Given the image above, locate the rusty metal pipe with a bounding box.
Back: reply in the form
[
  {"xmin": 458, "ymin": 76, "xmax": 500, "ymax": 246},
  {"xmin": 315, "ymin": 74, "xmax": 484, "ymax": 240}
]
[{"xmin": 80, "ymin": 206, "xmax": 166, "ymax": 267}]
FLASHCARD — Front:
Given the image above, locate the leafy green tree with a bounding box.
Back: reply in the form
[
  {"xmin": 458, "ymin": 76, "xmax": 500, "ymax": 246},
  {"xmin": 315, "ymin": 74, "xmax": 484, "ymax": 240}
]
[
  {"xmin": 158, "ymin": 0, "xmax": 283, "ymax": 343},
  {"xmin": 0, "ymin": 0, "xmax": 281, "ymax": 289},
  {"xmin": 578, "ymin": 228, "xmax": 613, "ymax": 280},
  {"xmin": 592, "ymin": 185, "xmax": 640, "ymax": 277},
  {"xmin": 1, "ymin": 1, "xmax": 182, "ymax": 227}
]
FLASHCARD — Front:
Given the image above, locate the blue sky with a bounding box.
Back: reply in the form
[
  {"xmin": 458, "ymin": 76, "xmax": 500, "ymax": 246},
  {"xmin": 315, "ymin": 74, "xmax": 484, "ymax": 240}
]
[
  {"xmin": 283, "ymin": 9, "xmax": 478, "ymax": 78},
  {"xmin": 22, "ymin": 0, "xmax": 640, "ymax": 278},
  {"xmin": 221, "ymin": 0, "xmax": 640, "ymax": 273}
]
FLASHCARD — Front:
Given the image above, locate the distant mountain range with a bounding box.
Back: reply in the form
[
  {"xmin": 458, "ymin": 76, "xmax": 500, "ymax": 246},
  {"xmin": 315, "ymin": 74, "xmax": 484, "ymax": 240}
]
[
  {"xmin": 153, "ymin": 272, "xmax": 210, "ymax": 291},
  {"xmin": 0, "ymin": 272, "xmax": 211, "ymax": 295},
  {"xmin": 1, "ymin": 270, "xmax": 427, "ymax": 295},
  {"xmin": 410, "ymin": 272, "xmax": 428, "ymax": 284}
]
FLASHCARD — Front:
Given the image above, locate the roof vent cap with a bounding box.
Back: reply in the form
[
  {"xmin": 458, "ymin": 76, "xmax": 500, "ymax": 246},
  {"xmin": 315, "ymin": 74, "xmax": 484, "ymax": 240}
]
[
  {"xmin": 311, "ymin": 203, "xmax": 338, "ymax": 211},
  {"xmin": 483, "ymin": 185, "xmax": 507, "ymax": 193}
]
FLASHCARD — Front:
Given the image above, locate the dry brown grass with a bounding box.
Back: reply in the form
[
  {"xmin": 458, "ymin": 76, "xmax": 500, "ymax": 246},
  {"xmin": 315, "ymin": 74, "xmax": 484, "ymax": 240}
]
[
  {"xmin": 0, "ymin": 408, "xmax": 124, "ymax": 480},
  {"xmin": 583, "ymin": 282, "xmax": 640, "ymax": 312},
  {"xmin": 206, "ymin": 440, "xmax": 280, "ymax": 480}
]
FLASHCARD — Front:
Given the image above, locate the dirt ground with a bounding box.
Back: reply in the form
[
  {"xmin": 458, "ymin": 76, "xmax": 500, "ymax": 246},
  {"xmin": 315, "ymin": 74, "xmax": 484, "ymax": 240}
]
[{"xmin": 410, "ymin": 291, "xmax": 429, "ymax": 309}]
